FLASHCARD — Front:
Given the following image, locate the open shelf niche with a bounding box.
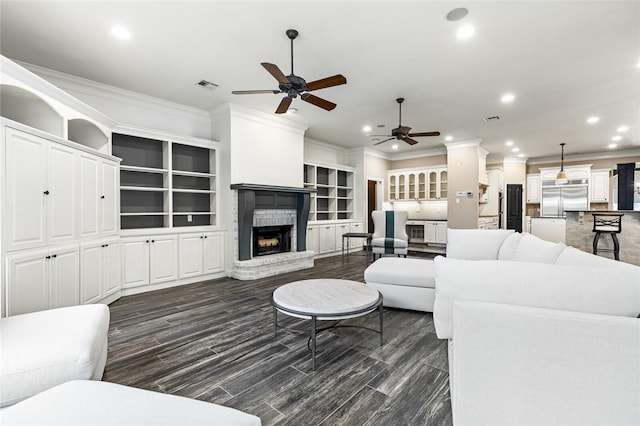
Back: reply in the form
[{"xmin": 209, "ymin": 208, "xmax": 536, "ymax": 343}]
[{"xmin": 304, "ymin": 162, "xmax": 354, "ymax": 221}]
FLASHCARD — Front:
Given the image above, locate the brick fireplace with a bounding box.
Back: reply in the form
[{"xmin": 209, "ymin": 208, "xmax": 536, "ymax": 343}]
[{"xmin": 230, "ymin": 183, "xmax": 316, "ymax": 279}]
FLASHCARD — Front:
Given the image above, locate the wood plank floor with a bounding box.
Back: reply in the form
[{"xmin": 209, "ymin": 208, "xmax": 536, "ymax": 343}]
[{"xmin": 105, "ymin": 252, "xmax": 452, "ymax": 425}]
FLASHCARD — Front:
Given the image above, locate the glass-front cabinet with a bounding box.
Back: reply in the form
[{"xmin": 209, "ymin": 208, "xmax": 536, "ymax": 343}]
[{"xmin": 388, "ymin": 167, "xmax": 447, "ymax": 201}]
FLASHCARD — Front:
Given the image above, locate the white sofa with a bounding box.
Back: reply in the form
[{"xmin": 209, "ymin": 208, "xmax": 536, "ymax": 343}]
[{"xmin": 434, "ymin": 229, "xmax": 640, "ymax": 425}]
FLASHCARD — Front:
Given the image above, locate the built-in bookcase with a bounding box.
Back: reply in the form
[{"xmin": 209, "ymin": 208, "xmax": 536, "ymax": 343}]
[
  {"xmin": 113, "ymin": 133, "xmax": 216, "ymax": 230},
  {"xmin": 304, "ymin": 163, "xmax": 354, "ymax": 221}
]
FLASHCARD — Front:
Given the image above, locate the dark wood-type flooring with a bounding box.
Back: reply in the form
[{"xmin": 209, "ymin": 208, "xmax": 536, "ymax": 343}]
[{"xmin": 105, "ymin": 252, "xmax": 451, "ymax": 425}]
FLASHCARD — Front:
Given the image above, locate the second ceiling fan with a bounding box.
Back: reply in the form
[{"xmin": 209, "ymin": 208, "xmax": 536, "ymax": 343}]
[
  {"xmin": 232, "ymin": 29, "xmax": 347, "ymax": 114},
  {"xmin": 373, "ymin": 98, "xmax": 440, "ymax": 146}
]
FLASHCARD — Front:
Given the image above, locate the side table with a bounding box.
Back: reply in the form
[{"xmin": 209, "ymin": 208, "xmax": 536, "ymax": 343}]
[{"xmin": 341, "ymin": 232, "xmax": 373, "ymax": 260}]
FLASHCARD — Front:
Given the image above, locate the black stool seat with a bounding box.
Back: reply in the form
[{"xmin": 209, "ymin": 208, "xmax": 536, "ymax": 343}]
[{"xmin": 592, "ymin": 212, "xmax": 623, "ymax": 261}]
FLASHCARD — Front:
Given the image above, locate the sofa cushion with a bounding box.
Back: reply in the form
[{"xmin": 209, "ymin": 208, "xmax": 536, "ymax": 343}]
[
  {"xmin": 555, "ymin": 246, "xmax": 627, "ymax": 268},
  {"xmin": 512, "ymin": 233, "xmax": 566, "ymax": 264},
  {"xmin": 497, "ymin": 232, "xmax": 523, "ymax": 261},
  {"xmin": 0, "ymin": 305, "xmax": 109, "ymax": 407},
  {"xmin": 364, "ymin": 257, "xmax": 435, "ymax": 289},
  {"xmin": 433, "ymin": 256, "xmax": 640, "ymax": 339},
  {"xmin": 446, "ymin": 229, "xmax": 514, "ymax": 260},
  {"xmin": 0, "ymin": 380, "xmax": 262, "ymax": 426}
]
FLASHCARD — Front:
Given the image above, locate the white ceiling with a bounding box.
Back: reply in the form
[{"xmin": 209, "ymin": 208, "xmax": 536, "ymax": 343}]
[{"xmin": 1, "ymin": 1, "xmax": 639, "ymax": 161}]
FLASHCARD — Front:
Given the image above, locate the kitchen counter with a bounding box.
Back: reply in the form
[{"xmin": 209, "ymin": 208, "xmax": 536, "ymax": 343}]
[
  {"xmin": 530, "ymin": 217, "xmax": 566, "ymax": 243},
  {"xmin": 565, "ymin": 210, "xmax": 640, "ymax": 266}
]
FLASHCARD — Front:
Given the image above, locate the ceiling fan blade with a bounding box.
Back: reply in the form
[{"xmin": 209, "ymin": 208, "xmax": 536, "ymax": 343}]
[
  {"xmin": 369, "ymin": 134, "xmax": 392, "ymax": 137},
  {"xmin": 301, "ymin": 93, "xmax": 337, "ymax": 111},
  {"xmin": 403, "ymin": 137, "xmax": 419, "ymax": 146},
  {"xmin": 261, "ymin": 62, "xmax": 289, "ymax": 84},
  {"xmin": 305, "ymin": 74, "xmax": 347, "ymax": 91},
  {"xmin": 397, "ymin": 126, "xmax": 412, "ymax": 134},
  {"xmin": 275, "ymin": 96, "xmax": 293, "ymax": 114},
  {"xmin": 231, "ymin": 90, "xmax": 280, "ymax": 95},
  {"xmin": 373, "ymin": 137, "xmax": 396, "ymax": 146},
  {"xmin": 408, "ymin": 131, "xmax": 441, "ymax": 137}
]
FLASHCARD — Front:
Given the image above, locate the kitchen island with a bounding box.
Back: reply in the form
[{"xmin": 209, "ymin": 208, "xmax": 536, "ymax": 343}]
[{"xmin": 565, "ymin": 210, "xmax": 640, "ymax": 266}]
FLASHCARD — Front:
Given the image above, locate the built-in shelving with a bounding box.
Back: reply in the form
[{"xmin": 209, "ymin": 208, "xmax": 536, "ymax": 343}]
[
  {"xmin": 304, "ymin": 163, "xmax": 354, "ymax": 221},
  {"xmin": 113, "ymin": 133, "xmax": 217, "ymax": 230}
]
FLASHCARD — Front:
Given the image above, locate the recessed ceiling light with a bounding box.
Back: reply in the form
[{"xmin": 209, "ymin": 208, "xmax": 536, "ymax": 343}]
[
  {"xmin": 457, "ymin": 25, "xmax": 475, "ymax": 40},
  {"xmin": 287, "ymin": 108, "xmax": 297, "ymax": 115},
  {"xmin": 445, "ymin": 135, "xmax": 453, "ymax": 141},
  {"xmin": 608, "ymin": 143, "xmax": 618, "ymax": 149},
  {"xmin": 511, "ymin": 147, "xmax": 520, "ymax": 152},
  {"xmin": 586, "ymin": 116, "xmax": 600, "ymax": 124},
  {"xmin": 501, "ymin": 93, "xmax": 515, "ymax": 103},
  {"xmin": 111, "ymin": 26, "xmax": 131, "ymax": 40},
  {"xmin": 517, "ymin": 153, "xmax": 525, "ymax": 158},
  {"xmin": 617, "ymin": 126, "xmax": 629, "ymax": 132},
  {"xmin": 505, "ymin": 140, "xmax": 514, "ymax": 146},
  {"xmin": 446, "ymin": 7, "xmax": 468, "ymax": 21},
  {"xmin": 362, "ymin": 125, "xmax": 372, "ymax": 132},
  {"xmin": 611, "ymin": 135, "xmax": 622, "ymax": 141},
  {"xmin": 391, "ymin": 143, "xmax": 399, "ymax": 150}
]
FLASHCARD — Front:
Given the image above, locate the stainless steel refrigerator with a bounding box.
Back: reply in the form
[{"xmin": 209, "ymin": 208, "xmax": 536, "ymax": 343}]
[{"xmin": 541, "ymin": 185, "xmax": 589, "ymax": 217}]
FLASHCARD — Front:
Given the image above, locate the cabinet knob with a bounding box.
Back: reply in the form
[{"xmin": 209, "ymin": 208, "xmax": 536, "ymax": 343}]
[
  {"xmin": 52, "ymin": 254, "xmax": 57, "ymax": 258},
  {"xmin": 100, "ymin": 195, "xmax": 105, "ymax": 199},
  {"xmin": 45, "ymin": 255, "xmax": 51, "ymax": 259},
  {"xmin": 43, "ymin": 190, "xmax": 50, "ymax": 195},
  {"xmin": 105, "ymin": 244, "xmax": 109, "ymax": 247},
  {"xmin": 146, "ymin": 240, "xmax": 150, "ymax": 243},
  {"xmin": 151, "ymin": 240, "xmax": 155, "ymax": 243},
  {"xmin": 200, "ymin": 236, "xmax": 203, "ymax": 239},
  {"xmin": 204, "ymin": 236, "xmax": 207, "ymax": 239}
]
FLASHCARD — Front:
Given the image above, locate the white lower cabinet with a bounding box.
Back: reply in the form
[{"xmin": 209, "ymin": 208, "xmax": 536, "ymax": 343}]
[
  {"xmin": 318, "ymin": 224, "xmax": 336, "ymax": 254},
  {"xmin": 306, "ymin": 225, "xmax": 319, "ymax": 253},
  {"xmin": 6, "ymin": 245, "xmax": 79, "ymax": 316},
  {"xmin": 80, "ymin": 239, "xmax": 120, "ymax": 304},
  {"xmin": 179, "ymin": 232, "xmax": 224, "ymax": 279},
  {"xmin": 425, "ymin": 221, "xmax": 447, "ymax": 244},
  {"xmin": 334, "ymin": 223, "xmax": 350, "ymax": 251},
  {"xmin": 349, "ymin": 222, "xmax": 364, "ymax": 249},
  {"xmin": 121, "ymin": 235, "xmax": 178, "ymax": 288}
]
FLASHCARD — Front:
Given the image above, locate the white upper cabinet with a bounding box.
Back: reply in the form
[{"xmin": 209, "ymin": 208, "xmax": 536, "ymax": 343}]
[
  {"xmin": 388, "ymin": 167, "xmax": 447, "ymax": 201},
  {"xmin": 590, "ymin": 169, "xmax": 610, "ymax": 203},
  {"xmin": 526, "ymin": 174, "xmax": 541, "ymax": 203}
]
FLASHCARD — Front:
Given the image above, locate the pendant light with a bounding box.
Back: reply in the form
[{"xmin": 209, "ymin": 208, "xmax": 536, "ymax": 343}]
[{"xmin": 556, "ymin": 143, "xmax": 568, "ymax": 184}]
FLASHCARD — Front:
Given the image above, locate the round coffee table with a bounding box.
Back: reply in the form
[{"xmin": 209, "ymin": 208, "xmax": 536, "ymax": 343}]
[{"xmin": 271, "ymin": 279, "xmax": 383, "ymax": 370}]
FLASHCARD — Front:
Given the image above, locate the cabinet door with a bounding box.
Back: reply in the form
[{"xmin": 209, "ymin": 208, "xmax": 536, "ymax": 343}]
[
  {"xmin": 318, "ymin": 224, "xmax": 336, "ymax": 253},
  {"xmin": 306, "ymin": 226, "xmax": 319, "ymax": 253},
  {"xmin": 591, "ymin": 171, "xmax": 609, "ymax": 202},
  {"xmin": 150, "ymin": 235, "xmax": 178, "ymax": 284},
  {"xmin": 349, "ymin": 223, "xmax": 364, "ymax": 249},
  {"xmin": 179, "ymin": 233, "xmax": 204, "ymax": 278},
  {"xmin": 526, "ymin": 175, "xmax": 540, "ymax": 203},
  {"xmin": 203, "ymin": 232, "xmax": 224, "ymax": 274},
  {"xmin": 50, "ymin": 245, "xmax": 79, "ymax": 309},
  {"xmin": 7, "ymin": 250, "xmax": 49, "ymax": 316},
  {"xmin": 5, "ymin": 127, "xmax": 48, "ymax": 251},
  {"xmin": 425, "ymin": 222, "xmax": 437, "ymax": 243},
  {"xmin": 121, "ymin": 237, "xmax": 150, "ymax": 288},
  {"xmin": 438, "ymin": 170, "xmax": 448, "ymax": 199},
  {"xmin": 389, "ymin": 175, "xmax": 397, "ymax": 200},
  {"xmin": 101, "ymin": 160, "xmax": 119, "ymax": 235},
  {"xmin": 80, "ymin": 242, "xmax": 103, "ymax": 304},
  {"xmin": 47, "ymin": 143, "xmax": 77, "ymax": 245},
  {"xmin": 398, "ymin": 174, "xmax": 406, "ymax": 200},
  {"xmin": 78, "ymin": 153, "xmax": 100, "ymax": 238},
  {"xmin": 335, "ymin": 223, "xmax": 350, "ymax": 251},
  {"xmin": 435, "ymin": 222, "xmax": 448, "ymax": 244},
  {"xmin": 102, "ymin": 241, "xmax": 121, "ymax": 297}
]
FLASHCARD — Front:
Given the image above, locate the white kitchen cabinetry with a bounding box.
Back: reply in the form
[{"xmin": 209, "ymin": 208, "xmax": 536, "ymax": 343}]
[
  {"xmin": 590, "ymin": 169, "xmax": 610, "ymax": 203},
  {"xmin": 318, "ymin": 224, "xmax": 337, "ymax": 254},
  {"xmin": 306, "ymin": 225, "xmax": 319, "ymax": 253},
  {"xmin": 178, "ymin": 232, "xmax": 224, "ymax": 279},
  {"xmin": 80, "ymin": 239, "xmax": 120, "ymax": 304},
  {"xmin": 425, "ymin": 221, "xmax": 447, "ymax": 244},
  {"xmin": 6, "ymin": 245, "xmax": 79, "ymax": 316},
  {"xmin": 78, "ymin": 153, "xmax": 119, "ymax": 238},
  {"xmin": 478, "ymin": 216, "xmax": 499, "ymax": 230},
  {"xmin": 5, "ymin": 127, "xmax": 78, "ymax": 251},
  {"xmin": 526, "ymin": 174, "xmax": 541, "ymax": 203},
  {"xmin": 388, "ymin": 167, "xmax": 447, "ymax": 201},
  {"xmin": 121, "ymin": 235, "xmax": 178, "ymax": 288}
]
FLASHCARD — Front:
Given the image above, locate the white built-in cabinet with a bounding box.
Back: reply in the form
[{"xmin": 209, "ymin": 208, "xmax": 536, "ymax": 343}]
[
  {"xmin": 304, "ymin": 163, "xmax": 354, "ymax": 221},
  {"xmin": 78, "ymin": 153, "xmax": 119, "ymax": 238},
  {"xmin": 80, "ymin": 239, "xmax": 120, "ymax": 304},
  {"xmin": 349, "ymin": 222, "xmax": 364, "ymax": 249},
  {"xmin": 178, "ymin": 232, "xmax": 225, "ymax": 279},
  {"xmin": 318, "ymin": 224, "xmax": 337, "ymax": 254},
  {"xmin": 121, "ymin": 235, "xmax": 178, "ymax": 288},
  {"xmin": 306, "ymin": 225, "xmax": 319, "ymax": 254},
  {"xmin": 388, "ymin": 167, "xmax": 447, "ymax": 201},
  {"xmin": 424, "ymin": 221, "xmax": 447, "ymax": 244},
  {"xmin": 590, "ymin": 169, "xmax": 610, "ymax": 203},
  {"xmin": 6, "ymin": 245, "xmax": 79, "ymax": 317},
  {"xmin": 526, "ymin": 174, "xmax": 541, "ymax": 203}
]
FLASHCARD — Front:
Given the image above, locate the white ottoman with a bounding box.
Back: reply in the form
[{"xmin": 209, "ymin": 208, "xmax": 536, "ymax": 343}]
[
  {"xmin": 0, "ymin": 380, "xmax": 262, "ymax": 426},
  {"xmin": 0, "ymin": 304, "xmax": 110, "ymax": 407},
  {"xmin": 364, "ymin": 257, "xmax": 436, "ymax": 312}
]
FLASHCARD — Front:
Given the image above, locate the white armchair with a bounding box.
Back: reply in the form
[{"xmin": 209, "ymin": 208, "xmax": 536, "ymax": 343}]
[{"xmin": 371, "ymin": 210, "xmax": 408, "ymax": 260}]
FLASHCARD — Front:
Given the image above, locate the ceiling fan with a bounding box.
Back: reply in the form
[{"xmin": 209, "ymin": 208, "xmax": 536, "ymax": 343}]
[
  {"xmin": 232, "ymin": 29, "xmax": 347, "ymax": 114},
  {"xmin": 373, "ymin": 98, "xmax": 440, "ymax": 146}
]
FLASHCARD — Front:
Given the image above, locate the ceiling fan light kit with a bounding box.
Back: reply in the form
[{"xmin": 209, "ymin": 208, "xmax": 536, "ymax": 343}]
[
  {"xmin": 231, "ymin": 29, "xmax": 347, "ymax": 114},
  {"xmin": 373, "ymin": 98, "xmax": 440, "ymax": 146}
]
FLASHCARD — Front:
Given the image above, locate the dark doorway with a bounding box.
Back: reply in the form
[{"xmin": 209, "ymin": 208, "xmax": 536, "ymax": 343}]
[
  {"xmin": 367, "ymin": 180, "xmax": 377, "ymax": 233},
  {"xmin": 617, "ymin": 163, "xmax": 635, "ymax": 210},
  {"xmin": 506, "ymin": 184, "xmax": 523, "ymax": 232}
]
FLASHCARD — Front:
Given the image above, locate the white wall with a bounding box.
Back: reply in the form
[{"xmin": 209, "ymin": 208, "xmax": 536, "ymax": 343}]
[{"xmin": 230, "ymin": 104, "xmax": 306, "ymax": 187}]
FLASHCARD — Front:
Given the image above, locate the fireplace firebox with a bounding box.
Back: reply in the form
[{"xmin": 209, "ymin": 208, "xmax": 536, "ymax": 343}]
[{"xmin": 253, "ymin": 225, "xmax": 292, "ymax": 257}]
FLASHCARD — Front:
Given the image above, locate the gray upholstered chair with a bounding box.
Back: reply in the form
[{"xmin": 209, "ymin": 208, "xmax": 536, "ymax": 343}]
[{"xmin": 371, "ymin": 210, "xmax": 408, "ymax": 260}]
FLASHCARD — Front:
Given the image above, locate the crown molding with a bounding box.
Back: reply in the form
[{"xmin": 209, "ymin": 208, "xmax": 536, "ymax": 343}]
[
  {"xmin": 228, "ymin": 102, "xmax": 308, "ymax": 135},
  {"xmin": 389, "ymin": 146, "xmax": 447, "ymax": 161},
  {"xmin": 305, "ymin": 137, "xmax": 350, "ymax": 155},
  {"xmin": 362, "ymin": 147, "xmax": 392, "ymax": 160},
  {"xmin": 444, "ymin": 138, "xmax": 483, "ymax": 151},
  {"xmin": 503, "ymin": 157, "xmax": 528, "ymax": 164},
  {"xmin": 527, "ymin": 148, "xmax": 640, "ymax": 165}
]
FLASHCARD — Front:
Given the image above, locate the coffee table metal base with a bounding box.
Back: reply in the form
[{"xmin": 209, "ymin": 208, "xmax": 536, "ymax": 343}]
[{"xmin": 271, "ymin": 292, "xmax": 383, "ymax": 371}]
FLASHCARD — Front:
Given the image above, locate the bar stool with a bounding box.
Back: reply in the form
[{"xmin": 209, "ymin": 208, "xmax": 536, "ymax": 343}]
[{"xmin": 592, "ymin": 212, "xmax": 624, "ymax": 261}]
